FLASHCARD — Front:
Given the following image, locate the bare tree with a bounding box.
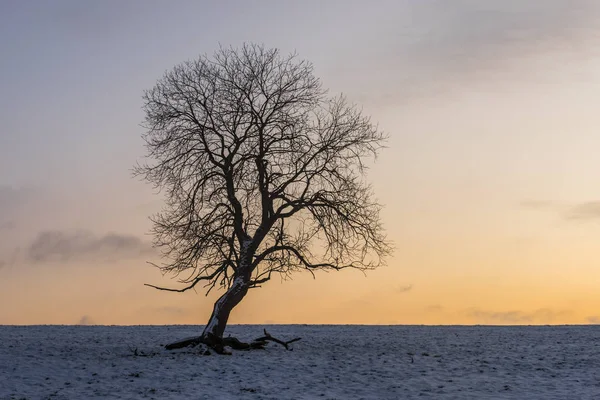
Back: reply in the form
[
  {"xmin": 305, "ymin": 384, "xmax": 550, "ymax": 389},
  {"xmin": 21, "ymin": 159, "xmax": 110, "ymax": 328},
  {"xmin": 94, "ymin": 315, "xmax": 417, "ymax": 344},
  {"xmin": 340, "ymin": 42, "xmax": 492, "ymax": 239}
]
[{"xmin": 135, "ymin": 43, "xmax": 392, "ymax": 353}]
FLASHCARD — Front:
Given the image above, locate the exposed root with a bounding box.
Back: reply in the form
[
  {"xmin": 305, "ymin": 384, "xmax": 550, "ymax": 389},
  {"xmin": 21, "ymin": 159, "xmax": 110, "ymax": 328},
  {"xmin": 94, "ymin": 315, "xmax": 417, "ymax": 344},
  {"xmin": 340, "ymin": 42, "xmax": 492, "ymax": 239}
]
[
  {"xmin": 164, "ymin": 336, "xmax": 203, "ymax": 350},
  {"xmin": 164, "ymin": 329, "xmax": 302, "ymax": 355}
]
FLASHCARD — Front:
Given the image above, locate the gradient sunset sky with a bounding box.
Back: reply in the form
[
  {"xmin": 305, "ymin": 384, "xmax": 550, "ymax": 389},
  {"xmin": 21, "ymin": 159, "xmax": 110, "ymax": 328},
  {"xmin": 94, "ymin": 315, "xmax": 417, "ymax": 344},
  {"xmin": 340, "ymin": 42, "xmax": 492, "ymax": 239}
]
[{"xmin": 2, "ymin": 0, "xmax": 600, "ymax": 325}]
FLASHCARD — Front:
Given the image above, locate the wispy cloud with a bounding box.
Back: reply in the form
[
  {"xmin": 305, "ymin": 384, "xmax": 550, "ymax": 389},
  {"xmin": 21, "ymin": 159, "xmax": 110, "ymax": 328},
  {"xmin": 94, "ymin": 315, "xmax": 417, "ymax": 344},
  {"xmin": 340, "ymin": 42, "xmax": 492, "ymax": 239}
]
[
  {"xmin": 0, "ymin": 220, "xmax": 16, "ymax": 231},
  {"xmin": 352, "ymin": 0, "xmax": 600, "ymax": 105},
  {"xmin": 587, "ymin": 316, "xmax": 600, "ymax": 324},
  {"xmin": 565, "ymin": 201, "xmax": 600, "ymax": 220},
  {"xmin": 77, "ymin": 315, "xmax": 94, "ymax": 325},
  {"xmin": 396, "ymin": 284, "xmax": 414, "ymax": 294},
  {"xmin": 25, "ymin": 230, "xmax": 154, "ymax": 264},
  {"xmin": 519, "ymin": 199, "xmax": 600, "ymax": 222},
  {"xmin": 466, "ymin": 308, "xmax": 572, "ymax": 324},
  {"xmin": 410, "ymin": 1, "xmax": 596, "ymax": 60}
]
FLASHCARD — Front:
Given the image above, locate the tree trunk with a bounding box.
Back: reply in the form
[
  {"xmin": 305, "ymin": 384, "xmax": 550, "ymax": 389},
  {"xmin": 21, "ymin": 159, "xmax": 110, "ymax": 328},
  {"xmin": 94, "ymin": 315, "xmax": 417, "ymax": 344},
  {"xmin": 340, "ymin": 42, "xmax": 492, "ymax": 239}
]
[
  {"xmin": 201, "ymin": 275, "xmax": 249, "ymax": 339},
  {"xmin": 165, "ymin": 252, "xmax": 255, "ymax": 353},
  {"xmin": 163, "ymin": 253, "xmax": 305, "ymax": 353}
]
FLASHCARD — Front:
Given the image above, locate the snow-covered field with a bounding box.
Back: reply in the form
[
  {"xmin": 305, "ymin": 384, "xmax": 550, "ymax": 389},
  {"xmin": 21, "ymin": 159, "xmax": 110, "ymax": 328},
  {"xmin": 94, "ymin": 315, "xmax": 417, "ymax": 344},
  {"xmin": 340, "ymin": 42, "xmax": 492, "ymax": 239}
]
[{"xmin": 1, "ymin": 325, "xmax": 599, "ymax": 399}]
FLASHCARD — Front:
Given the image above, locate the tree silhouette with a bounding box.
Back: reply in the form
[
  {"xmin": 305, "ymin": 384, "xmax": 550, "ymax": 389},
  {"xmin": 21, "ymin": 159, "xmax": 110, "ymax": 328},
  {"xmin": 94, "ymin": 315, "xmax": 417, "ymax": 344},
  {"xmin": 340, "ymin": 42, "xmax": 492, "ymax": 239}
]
[{"xmin": 135, "ymin": 43, "xmax": 391, "ymax": 353}]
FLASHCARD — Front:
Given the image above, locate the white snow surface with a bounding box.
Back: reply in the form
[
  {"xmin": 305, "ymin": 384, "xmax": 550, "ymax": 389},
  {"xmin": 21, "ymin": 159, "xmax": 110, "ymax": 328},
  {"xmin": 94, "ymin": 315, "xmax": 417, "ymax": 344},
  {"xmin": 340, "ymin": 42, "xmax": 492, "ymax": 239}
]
[{"xmin": 1, "ymin": 325, "xmax": 600, "ymax": 399}]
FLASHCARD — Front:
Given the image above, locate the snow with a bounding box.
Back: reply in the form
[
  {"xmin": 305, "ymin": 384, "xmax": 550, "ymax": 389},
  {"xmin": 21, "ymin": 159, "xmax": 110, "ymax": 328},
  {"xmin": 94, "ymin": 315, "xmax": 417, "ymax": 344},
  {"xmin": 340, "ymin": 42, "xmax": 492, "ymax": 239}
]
[{"xmin": 1, "ymin": 325, "xmax": 600, "ymax": 399}]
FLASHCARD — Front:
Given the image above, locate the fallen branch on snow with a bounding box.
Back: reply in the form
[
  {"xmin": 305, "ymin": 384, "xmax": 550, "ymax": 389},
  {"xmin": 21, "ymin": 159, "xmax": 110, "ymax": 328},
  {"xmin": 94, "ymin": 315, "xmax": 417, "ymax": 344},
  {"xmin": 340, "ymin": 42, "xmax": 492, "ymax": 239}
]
[{"xmin": 254, "ymin": 329, "xmax": 302, "ymax": 350}]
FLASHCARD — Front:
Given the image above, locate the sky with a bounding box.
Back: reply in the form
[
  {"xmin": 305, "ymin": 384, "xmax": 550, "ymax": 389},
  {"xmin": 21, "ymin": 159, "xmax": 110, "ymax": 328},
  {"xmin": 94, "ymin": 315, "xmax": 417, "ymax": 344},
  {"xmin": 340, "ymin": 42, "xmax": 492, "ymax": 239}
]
[{"xmin": 1, "ymin": 0, "xmax": 600, "ymax": 326}]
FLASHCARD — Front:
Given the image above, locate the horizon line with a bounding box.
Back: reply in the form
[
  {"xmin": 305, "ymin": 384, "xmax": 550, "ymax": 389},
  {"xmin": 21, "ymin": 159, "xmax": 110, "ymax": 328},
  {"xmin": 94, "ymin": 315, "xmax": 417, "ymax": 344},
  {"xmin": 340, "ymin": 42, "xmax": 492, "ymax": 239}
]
[{"xmin": 1, "ymin": 323, "xmax": 599, "ymax": 327}]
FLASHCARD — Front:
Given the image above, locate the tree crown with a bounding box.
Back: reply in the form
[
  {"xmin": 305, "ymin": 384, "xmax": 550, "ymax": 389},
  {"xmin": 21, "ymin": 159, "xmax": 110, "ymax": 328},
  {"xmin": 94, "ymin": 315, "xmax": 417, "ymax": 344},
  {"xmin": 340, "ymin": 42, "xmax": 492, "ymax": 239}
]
[{"xmin": 136, "ymin": 43, "xmax": 392, "ymax": 293}]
